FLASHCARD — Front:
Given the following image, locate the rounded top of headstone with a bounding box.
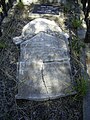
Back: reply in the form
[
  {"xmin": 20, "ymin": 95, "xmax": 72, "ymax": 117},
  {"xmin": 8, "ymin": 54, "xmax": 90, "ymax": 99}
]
[
  {"xmin": 22, "ymin": 18, "xmax": 62, "ymax": 36},
  {"xmin": 13, "ymin": 18, "xmax": 64, "ymax": 44}
]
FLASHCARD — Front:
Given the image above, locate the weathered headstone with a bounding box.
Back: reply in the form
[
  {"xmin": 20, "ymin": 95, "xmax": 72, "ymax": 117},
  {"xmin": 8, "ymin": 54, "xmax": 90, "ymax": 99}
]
[{"xmin": 14, "ymin": 18, "xmax": 75, "ymax": 100}]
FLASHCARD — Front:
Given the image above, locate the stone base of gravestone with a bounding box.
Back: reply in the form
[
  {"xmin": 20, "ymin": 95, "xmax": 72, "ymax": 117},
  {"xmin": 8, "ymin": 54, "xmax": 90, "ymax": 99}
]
[{"xmin": 14, "ymin": 18, "xmax": 75, "ymax": 101}]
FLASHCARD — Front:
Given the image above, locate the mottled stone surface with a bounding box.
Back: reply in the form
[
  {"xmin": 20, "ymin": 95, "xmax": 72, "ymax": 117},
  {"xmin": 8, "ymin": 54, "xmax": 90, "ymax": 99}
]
[
  {"xmin": 15, "ymin": 31, "xmax": 74, "ymax": 100},
  {"xmin": 16, "ymin": 60, "xmax": 73, "ymax": 100},
  {"xmin": 13, "ymin": 18, "xmax": 63, "ymax": 45},
  {"xmin": 13, "ymin": 18, "xmax": 75, "ymax": 100},
  {"xmin": 43, "ymin": 61, "xmax": 73, "ymax": 97},
  {"xmin": 20, "ymin": 32, "xmax": 69, "ymax": 62},
  {"xmin": 16, "ymin": 61, "xmax": 48, "ymax": 99}
]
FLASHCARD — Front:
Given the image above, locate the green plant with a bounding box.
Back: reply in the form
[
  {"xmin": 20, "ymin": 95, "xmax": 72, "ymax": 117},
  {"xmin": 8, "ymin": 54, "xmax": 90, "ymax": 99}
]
[
  {"xmin": 71, "ymin": 36, "xmax": 80, "ymax": 57},
  {"xmin": 71, "ymin": 34, "xmax": 87, "ymax": 98},
  {"xmin": 72, "ymin": 19, "xmax": 82, "ymax": 28},
  {"xmin": 16, "ymin": 1, "xmax": 24, "ymax": 9},
  {"xmin": 0, "ymin": 42, "xmax": 6, "ymax": 49},
  {"xmin": 71, "ymin": 35, "xmax": 85, "ymax": 58},
  {"xmin": 75, "ymin": 76, "xmax": 88, "ymax": 97}
]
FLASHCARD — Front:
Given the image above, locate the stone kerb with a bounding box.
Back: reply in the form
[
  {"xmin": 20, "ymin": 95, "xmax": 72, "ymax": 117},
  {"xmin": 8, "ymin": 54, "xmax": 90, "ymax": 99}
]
[
  {"xmin": 20, "ymin": 0, "xmax": 66, "ymax": 5},
  {"xmin": 13, "ymin": 18, "xmax": 75, "ymax": 101}
]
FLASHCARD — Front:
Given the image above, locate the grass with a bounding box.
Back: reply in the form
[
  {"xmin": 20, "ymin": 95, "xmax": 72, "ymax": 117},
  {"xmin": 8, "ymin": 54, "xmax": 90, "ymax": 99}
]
[
  {"xmin": 75, "ymin": 76, "xmax": 88, "ymax": 97},
  {"xmin": 71, "ymin": 35, "xmax": 85, "ymax": 58},
  {"xmin": 71, "ymin": 36, "xmax": 88, "ymax": 97},
  {"xmin": 72, "ymin": 19, "xmax": 82, "ymax": 29},
  {"xmin": 0, "ymin": 42, "xmax": 6, "ymax": 49},
  {"xmin": 71, "ymin": 33, "xmax": 87, "ymax": 98},
  {"xmin": 16, "ymin": 1, "xmax": 24, "ymax": 9}
]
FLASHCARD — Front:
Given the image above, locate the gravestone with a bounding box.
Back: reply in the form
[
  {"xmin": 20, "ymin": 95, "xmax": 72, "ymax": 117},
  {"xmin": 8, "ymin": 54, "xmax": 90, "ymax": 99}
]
[{"xmin": 13, "ymin": 18, "xmax": 75, "ymax": 100}]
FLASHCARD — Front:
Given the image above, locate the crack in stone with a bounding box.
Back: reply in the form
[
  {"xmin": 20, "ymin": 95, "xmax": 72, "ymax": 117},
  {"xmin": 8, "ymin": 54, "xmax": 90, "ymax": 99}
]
[
  {"xmin": 43, "ymin": 59, "xmax": 69, "ymax": 63},
  {"xmin": 41, "ymin": 66, "xmax": 49, "ymax": 96}
]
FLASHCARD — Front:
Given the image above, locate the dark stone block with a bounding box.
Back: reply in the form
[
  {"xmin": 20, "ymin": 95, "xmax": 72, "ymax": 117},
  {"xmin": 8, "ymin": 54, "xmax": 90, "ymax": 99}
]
[
  {"xmin": 32, "ymin": 4, "xmax": 60, "ymax": 15},
  {"xmin": 85, "ymin": 19, "xmax": 90, "ymax": 43}
]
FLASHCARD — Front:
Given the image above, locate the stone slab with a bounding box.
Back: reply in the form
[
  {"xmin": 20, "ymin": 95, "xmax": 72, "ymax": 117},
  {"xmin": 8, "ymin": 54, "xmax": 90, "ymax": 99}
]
[
  {"xmin": 83, "ymin": 44, "xmax": 90, "ymax": 120},
  {"xmin": 14, "ymin": 18, "xmax": 75, "ymax": 100},
  {"xmin": 16, "ymin": 32, "xmax": 74, "ymax": 100},
  {"xmin": 83, "ymin": 81, "xmax": 90, "ymax": 120}
]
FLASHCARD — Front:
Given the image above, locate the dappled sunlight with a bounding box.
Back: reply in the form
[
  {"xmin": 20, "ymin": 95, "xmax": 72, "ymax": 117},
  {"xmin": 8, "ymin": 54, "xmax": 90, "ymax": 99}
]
[
  {"xmin": 20, "ymin": 32, "xmax": 69, "ymax": 62},
  {"xmin": 22, "ymin": 18, "xmax": 62, "ymax": 35},
  {"xmin": 14, "ymin": 18, "xmax": 75, "ymax": 100},
  {"xmin": 0, "ymin": 1, "xmax": 85, "ymax": 119}
]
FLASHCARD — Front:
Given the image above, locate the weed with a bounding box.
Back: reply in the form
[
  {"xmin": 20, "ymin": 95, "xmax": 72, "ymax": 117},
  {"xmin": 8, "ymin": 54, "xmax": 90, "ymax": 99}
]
[
  {"xmin": 71, "ymin": 35, "xmax": 85, "ymax": 58},
  {"xmin": 72, "ymin": 19, "xmax": 82, "ymax": 29},
  {"xmin": 75, "ymin": 76, "xmax": 88, "ymax": 97},
  {"xmin": 71, "ymin": 36, "xmax": 80, "ymax": 57},
  {"xmin": 0, "ymin": 42, "xmax": 6, "ymax": 49},
  {"xmin": 16, "ymin": 1, "xmax": 24, "ymax": 9},
  {"xmin": 71, "ymin": 34, "xmax": 87, "ymax": 98}
]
